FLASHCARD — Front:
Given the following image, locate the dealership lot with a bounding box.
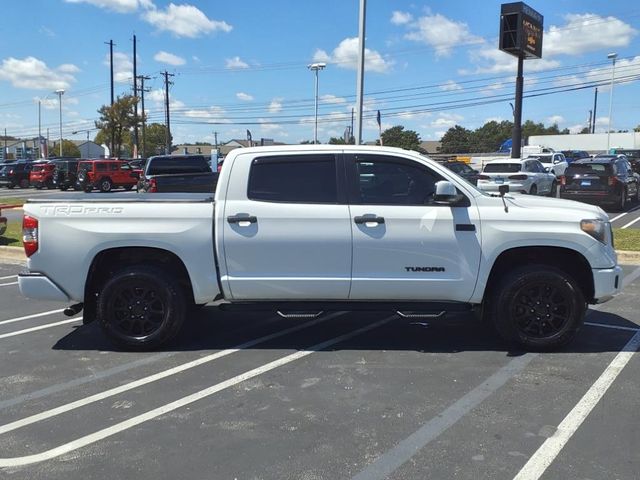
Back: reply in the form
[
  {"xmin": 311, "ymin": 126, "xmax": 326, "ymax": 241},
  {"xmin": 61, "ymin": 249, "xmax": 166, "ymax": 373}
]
[{"xmin": 0, "ymin": 260, "xmax": 638, "ymax": 479}]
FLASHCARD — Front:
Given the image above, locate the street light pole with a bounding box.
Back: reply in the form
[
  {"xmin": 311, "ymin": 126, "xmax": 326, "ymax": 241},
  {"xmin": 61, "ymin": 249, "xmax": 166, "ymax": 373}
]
[
  {"xmin": 55, "ymin": 89, "xmax": 65, "ymax": 157},
  {"xmin": 308, "ymin": 63, "xmax": 326, "ymax": 144},
  {"xmin": 606, "ymin": 52, "xmax": 617, "ymax": 152}
]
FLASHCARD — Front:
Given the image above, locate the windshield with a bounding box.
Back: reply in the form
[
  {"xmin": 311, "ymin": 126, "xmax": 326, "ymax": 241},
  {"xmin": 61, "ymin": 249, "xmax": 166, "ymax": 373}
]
[{"xmin": 483, "ymin": 163, "xmax": 522, "ymax": 173}]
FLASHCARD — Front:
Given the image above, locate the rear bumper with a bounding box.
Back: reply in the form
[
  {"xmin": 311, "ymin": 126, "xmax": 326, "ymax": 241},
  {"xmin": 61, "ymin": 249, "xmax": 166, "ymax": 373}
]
[
  {"xmin": 592, "ymin": 265, "xmax": 623, "ymax": 304},
  {"xmin": 0, "ymin": 179, "xmax": 14, "ymax": 187},
  {"xmin": 18, "ymin": 272, "xmax": 70, "ymax": 302},
  {"xmin": 560, "ymin": 190, "xmax": 616, "ymax": 204}
]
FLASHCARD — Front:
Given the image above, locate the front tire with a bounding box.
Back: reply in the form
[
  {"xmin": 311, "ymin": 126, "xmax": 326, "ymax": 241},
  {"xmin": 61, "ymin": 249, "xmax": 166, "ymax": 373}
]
[
  {"xmin": 97, "ymin": 266, "xmax": 187, "ymax": 351},
  {"xmin": 487, "ymin": 265, "xmax": 585, "ymax": 351},
  {"xmin": 100, "ymin": 178, "xmax": 113, "ymax": 193}
]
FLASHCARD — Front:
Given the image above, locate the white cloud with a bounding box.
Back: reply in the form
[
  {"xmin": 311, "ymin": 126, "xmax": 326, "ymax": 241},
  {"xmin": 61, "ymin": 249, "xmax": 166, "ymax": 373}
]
[
  {"xmin": 554, "ymin": 56, "xmax": 640, "ymax": 91},
  {"xmin": 546, "ymin": 115, "xmax": 564, "ymax": 125},
  {"xmin": 143, "ymin": 3, "xmax": 232, "ymax": 38},
  {"xmin": 225, "ymin": 56, "xmax": 249, "ymax": 69},
  {"xmin": 64, "ymin": 0, "xmax": 153, "ymax": 13},
  {"xmin": 154, "ymin": 51, "xmax": 186, "ymax": 66},
  {"xmin": 184, "ymin": 106, "xmax": 230, "ymax": 123},
  {"xmin": 403, "ymin": 13, "xmax": 483, "ymax": 57},
  {"xmin": 430, "ymin": 113, "xmax": 464, "ymax": 129},
  {"xmin": 569, "ymin": 123, "xmax": 588, "ymax": 134},
  {"xmin": 320, "ymin": 94, "xmax": 346, "ymax": 104},
  {"xmin": 148, "ymin": 88, "xmax": 165, "ymax": 103},
  {"xmin": 236, "ymin": 92, "xmax": 253, "ymax": 101},
  {"xmin": 464, "ymin": 46, "xmax": 561, "ymax": 74},
  {"xmin": 313, "ymin": 37, "xmax": 392, "ymax": 73},
  {"xmin": 440, "ymin": 80, "xmax": 462, "ymax": 91},
  {"xmin": 192, "ymin": 55, "xmax": 201, "ymax": 62},
  {"xmin": 545, "ymin": 14, "xmax": 637, "ymax": 57},
  {"xmin": 391, "ymin": 11, "xmax": 413, "ymax": 25},
  {"xmin": 105, "ymin": 52, "xmax": 133, "ymax": 84},
  {"xmin": 0, "ymin": 57, "xmax": 78, "ymax": 90},
  {"xmin": 268, "ymin": 98, "xmax": 283, "ymax": 113}
]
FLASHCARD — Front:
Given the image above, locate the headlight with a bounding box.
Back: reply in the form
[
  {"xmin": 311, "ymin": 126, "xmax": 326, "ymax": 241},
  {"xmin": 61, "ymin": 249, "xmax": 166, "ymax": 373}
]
[{"xmin": 581, "ymin": 219, "xmax": 610, "ymax": 244}]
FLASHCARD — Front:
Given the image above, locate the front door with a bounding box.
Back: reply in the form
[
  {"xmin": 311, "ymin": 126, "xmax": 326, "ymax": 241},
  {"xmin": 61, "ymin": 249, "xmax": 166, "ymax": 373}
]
[
  {"xmin": 347, "ymin": 154, "xmax": 482, "ymax": 302},
  {"xmin": 222, "ymin": 153, "xmax": 352, "ymax": 300}
]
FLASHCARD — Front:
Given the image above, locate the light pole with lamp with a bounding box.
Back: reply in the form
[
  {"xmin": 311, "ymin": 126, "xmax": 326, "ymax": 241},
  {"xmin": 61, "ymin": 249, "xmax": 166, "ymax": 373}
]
[
  {"xmin": 55, "ymin": 89, "xmax": 65, "ymax": 157},
  {"xmin": 606, "ymin": 52, "xmax": 617, "ymax": 152},
  {"xmin": 72, "ymin": 129, "xmax": 91, "ymax": 158},
  {"xmin": 307, "ymin": 62, "xmax": 326, "ymax": 144}
]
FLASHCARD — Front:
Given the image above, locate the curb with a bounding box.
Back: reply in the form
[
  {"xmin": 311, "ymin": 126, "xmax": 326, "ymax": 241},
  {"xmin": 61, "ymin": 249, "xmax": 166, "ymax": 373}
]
[{"xmin": 616, "ymin": 250, "xmax": 640, "ymax": 265}]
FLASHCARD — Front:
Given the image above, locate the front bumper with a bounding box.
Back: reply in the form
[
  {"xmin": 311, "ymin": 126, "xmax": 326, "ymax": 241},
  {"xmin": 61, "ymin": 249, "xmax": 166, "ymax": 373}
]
[
  {"xmin": 18, "ymin": 272, "xmax": 70, "ymax": 302},
  {"xmin": 0, "ymin": 179, "xmax": 14, "ymax": 187},
  {"xmin": 592, "ymin": 265, "xmax": 623, "ymax": 304}
]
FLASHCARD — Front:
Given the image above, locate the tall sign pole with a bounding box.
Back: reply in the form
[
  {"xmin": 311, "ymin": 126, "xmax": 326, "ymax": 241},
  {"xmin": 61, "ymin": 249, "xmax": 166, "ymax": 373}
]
[
  {"xmin": 354, "ymin": 0, "xmax": 366, "ymax": 145},
  {"xmin": 499, "ymin": 2, "xmax": 543, "ymax": 158}
]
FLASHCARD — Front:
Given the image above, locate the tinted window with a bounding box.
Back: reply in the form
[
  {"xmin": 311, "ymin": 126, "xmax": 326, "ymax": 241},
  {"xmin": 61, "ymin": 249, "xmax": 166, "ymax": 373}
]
[
  {"xmin": 248, "ymin": 155, "xmax": 337, "ymax": 203},
  {"xmin": 354, "ymin": 155, "xmax": 444, "ymax": 205},
  {"xmin": 483, "ymin": 163, "xmax": 522, "ymax": 173},
  {"xmin": 566, "ymin": 163, "xmax": 612, "ymax": 175},
  {"xmin": 96, "ymin": 163, "xmax": 108, "ymax": 172},
  {"xmin": 147, "ymin": 157, "xmax": 211, "ymax": 175}
]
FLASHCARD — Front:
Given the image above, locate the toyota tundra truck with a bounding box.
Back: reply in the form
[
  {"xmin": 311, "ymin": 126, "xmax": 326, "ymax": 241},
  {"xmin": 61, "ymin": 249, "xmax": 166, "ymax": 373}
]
[{"xmin": 18, "ymin": 145, "xmax": 622, "ymax": 351}]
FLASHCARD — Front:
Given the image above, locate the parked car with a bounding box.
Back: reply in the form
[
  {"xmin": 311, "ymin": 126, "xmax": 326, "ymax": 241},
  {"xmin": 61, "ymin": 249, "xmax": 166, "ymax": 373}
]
[
  {"xmin": 0, "ymin": 204, "xmax": 6, "ymax": 236},
  {"xmin": 76, "ymin": 159, "xmax": 137, "ymax": 192},
  {"xmin": 478, "ymin": 158, "xmax": 557, "ymax": 195},
  {"xmin": 561, "ymin": 150, "xmax": 590, "ymax": 164},
  {"xmin": 128, "ymin": 158, "xmax": 148, "ymax": 178},
  {"xmin": 137, "ymin": 154, "xmax": 217, "ymax": 193},
  {"xmin": 560, "ymin": 156, "xmax": 640, "ymax": 210},
  {"xmin": 51, "ymin": 158, "xmax": 81, "ymax": 191},
  {"xmin": 29, "ymin": 161, "xmax": 56, "ymax": 189},
  {"xmin": 440, "ymin": 161, "xmax": 480, "ymax": 185},
  {"xmin": 609, "ymin": 149, "xmax": 640, "ymax": 173},
  {"xmin": 18, "ymin": 145, "xmax": 621, "ymax": 352},
  {"xmin": 0, "ymin": 161, "xmax": 33, "ymax": 189},
  {"xmin": 525, "ymin": 152, "xmax": 569, "ymax": 176}
]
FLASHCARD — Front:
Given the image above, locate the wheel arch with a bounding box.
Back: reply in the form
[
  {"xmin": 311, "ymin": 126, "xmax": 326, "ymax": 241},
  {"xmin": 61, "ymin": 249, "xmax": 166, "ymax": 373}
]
[{"xmin": 482, "ymin": 246, "xmax": 594, "ymax": 304}]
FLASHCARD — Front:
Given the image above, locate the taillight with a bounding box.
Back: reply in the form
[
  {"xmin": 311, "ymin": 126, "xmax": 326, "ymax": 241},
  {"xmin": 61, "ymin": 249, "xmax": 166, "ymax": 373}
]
[
  {"xmin": 22, "ymin": 215, "xmax": 38, "ymax": 257},
  {"xmin": 9, "ymin": 169, "xmax": 14, "ymax": 175},
  {"xmin": 478, "ymin": 175, "xmax": 490, "ymax": 180},
  {"xmin": 608, "ymin": 176, "xmax": 617, "ymax": 186},
  {"xmin": 508, "ymin": 174, "xmax": 528, "ymax": 180},
  {"xmin": 148, "ymin": 178, "xmax": 158, "ymax": 193}
]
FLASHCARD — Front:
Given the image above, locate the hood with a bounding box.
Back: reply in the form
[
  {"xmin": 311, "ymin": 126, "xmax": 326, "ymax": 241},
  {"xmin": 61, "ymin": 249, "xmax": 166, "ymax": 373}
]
[{"xmin": 503, "ymin": 194, "xmax": 608, "ymax": 220}]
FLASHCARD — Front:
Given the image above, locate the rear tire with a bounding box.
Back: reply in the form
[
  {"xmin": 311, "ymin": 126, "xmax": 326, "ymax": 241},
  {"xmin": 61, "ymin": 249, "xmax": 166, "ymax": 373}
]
[
  {"xmin": 529, "ymin": 184, "xmax": 538, "ymax": 195},
  {"xmin": 486, "ymin": 265, "xmax": 585, "ymax": 351},
  {"xmin": 618, "ymin": 188, "xmax": 627, "ymax": 211},
  {"xmin": 99, "ymin": 178, "xmax": 113, "ymax": 193},
  {"xmin": 97, "ymin": 266, "xmax": 187, "ymax": 351},
  {"xmin": 547, "ymin": 181, "xmax": 557, "ymax": 197}
]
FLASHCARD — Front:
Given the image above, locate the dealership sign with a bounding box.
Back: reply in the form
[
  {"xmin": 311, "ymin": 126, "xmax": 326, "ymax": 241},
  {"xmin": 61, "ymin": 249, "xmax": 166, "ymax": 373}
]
[{"xmin": 499, "ymin": 2, "xmax": 544, "ymax": 59}]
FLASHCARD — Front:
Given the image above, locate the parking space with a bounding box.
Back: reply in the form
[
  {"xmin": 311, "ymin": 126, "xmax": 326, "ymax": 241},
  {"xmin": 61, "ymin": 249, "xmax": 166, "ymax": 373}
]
[
  {"xmin": 0, "ymin": 262, "xmax": 638, "ymax": 478},
  {"xmin": 609, "ymin": 204, "xmax": 640, "ymax": 230}
]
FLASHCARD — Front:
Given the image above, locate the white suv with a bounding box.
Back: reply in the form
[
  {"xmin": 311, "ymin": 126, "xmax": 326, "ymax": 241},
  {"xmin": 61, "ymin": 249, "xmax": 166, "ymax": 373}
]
[
  {"xmin": 478, "ymin": 158, "xmax": 557, "ymax": 195},
  {"xmin": 526, "ymin": 153, "xmax": 569, "ymax": 176}
]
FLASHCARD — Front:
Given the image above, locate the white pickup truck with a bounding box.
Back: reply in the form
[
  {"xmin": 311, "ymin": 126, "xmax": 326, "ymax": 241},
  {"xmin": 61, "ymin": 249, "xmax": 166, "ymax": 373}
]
[{"xmin": 18, "ymin": 145, "xmax": 622, "ymax": 351}]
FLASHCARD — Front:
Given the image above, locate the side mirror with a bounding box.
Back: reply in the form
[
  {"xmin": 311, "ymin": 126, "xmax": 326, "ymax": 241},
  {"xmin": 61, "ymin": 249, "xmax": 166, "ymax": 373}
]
[
  {"xmin": 544, "ymin": 167, "xmax": 551, "ymax": 173},
  {"xmin": 434, "ymin": 181, "xmax": 463, "ymax": 205}
]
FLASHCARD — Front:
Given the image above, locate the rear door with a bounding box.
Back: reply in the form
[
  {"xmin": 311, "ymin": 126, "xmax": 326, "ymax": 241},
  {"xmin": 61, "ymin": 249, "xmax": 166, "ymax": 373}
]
[
  {"xmin": 221, "ymin": 152, "xmax": 352, "ymax": 300},
  {"xmin": 346, "ymin": 153, "xmax": 481, "ymax": 302}
]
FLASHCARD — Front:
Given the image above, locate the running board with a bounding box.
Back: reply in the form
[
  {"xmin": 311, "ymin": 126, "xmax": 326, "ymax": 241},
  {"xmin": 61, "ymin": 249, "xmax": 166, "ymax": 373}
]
[
  {"xmin": 217, "ymin": 301, "xmax": 472, "ymax": 313},
  {"xmin": 396, "ymin": 311, "xmax": 445, "ymax": 319},
  {"xmin": 276, "ymin": 311, "xmax": 324, "ymax": 319}
]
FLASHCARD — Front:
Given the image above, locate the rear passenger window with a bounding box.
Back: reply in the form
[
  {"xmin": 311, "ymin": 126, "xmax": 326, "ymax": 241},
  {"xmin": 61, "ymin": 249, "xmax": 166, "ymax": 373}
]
[
  {"xmin": 97, "ymin": 163, "xmax": 108, "ymax": 172},
  {"xmin": 248, "ymin": 155, "xmax": 337, "ymax": 203}
]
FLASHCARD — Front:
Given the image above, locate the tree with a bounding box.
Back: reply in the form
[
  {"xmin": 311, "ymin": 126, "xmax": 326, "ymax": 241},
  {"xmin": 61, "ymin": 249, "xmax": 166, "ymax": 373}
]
[
  {"xmin": 95, "ymin": 95, "xmax": 141, "ymax": 158},
  {"xmin": 439, "ymin": 125, "xmax": 473, "ymax": 153},
  {"xmin": 470, "ymin": 120, "xmax": 513, "ymax": 152},
  {"xmin": 142, "ymin": 123, "xmax": 171, "ymax": 157},
  {"xmin": 381, "ymin": 125, "xmax": 421, "ymax": 150},
  {"xmin": 50, "ymin": 140, "xmax": 80, "ymax": 158},
  {"xmin": 634, "ymin": 124, "xmax": 640, "ymax": 132}
]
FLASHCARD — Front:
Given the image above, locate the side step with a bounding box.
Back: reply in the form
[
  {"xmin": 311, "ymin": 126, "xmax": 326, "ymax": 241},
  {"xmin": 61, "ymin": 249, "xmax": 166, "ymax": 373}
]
[
  {"xmin": 277, "ymin": 311, "xmax": 324, "ymax": 319},
  {"xmin": 396, "ymin": 311, "xmax": 445, "ymax": 319}
]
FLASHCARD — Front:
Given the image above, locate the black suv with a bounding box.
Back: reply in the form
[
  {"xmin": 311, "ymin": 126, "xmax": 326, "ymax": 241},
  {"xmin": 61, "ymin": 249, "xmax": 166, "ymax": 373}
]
[
  {"xmin": 440, "ymin": 161, "xmax": 480, "ymax": 185},
  {"xmin": 560, "ymin": 156, "xmax": 640, "ymax": 210},
  {"xmin": 561, "ymin": 150, "xmax": 590, "ymax": 164},
  {"xmin": 51, "ymin": 158, "xmax": 81, "ymax": 191},
  {"xmin": 0, "ymin": 161, "xmax": 33, "ymax": 189}
]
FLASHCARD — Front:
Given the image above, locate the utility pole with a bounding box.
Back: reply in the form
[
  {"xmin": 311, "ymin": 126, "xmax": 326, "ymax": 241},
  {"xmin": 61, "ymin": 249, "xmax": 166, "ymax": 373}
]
[
  {"xmin": 132, "ymin": 34, "xmax": 139, "ymax": 158},
  {"xmin": 162, "ymin": 71, "xmax": 174, "ymax": 154},
  {"xmin": 587, "ymin": 110, "xmax": 592, "ymax": 133},
  {"xmin": 354, "ymin": 0, "xmax": 367, "ymax": 145},
  {"xmin": 213, "ymin": 131, "xmax": 218, "ymax": 149},
  {"xmin": 351, "ymin": 108, "xmax": 354, "ymax": 143},
  {"xmin": 137, "ymin": 75, "xmax": 151, "ymax": 158},
  {"xmin": 592, "ymin": 87, "xmax": 598, "ymax": 134},
  {"xmin": 511, "ymin": 53, "xmax": 524, "ymax": 158},
  {"xmin": 105, "ymin": 40, "xmax": 115, "ymax": 157}
]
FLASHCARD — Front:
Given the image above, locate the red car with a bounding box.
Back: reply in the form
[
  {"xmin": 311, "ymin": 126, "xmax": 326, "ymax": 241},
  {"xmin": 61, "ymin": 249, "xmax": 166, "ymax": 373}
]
[
  {"xmin": 76, "ymin": 159, "xmax": 138, "ymax": 192},
  {"xmin": 29, "ymin": 162, "xmax": 56, "ymax": 189}
]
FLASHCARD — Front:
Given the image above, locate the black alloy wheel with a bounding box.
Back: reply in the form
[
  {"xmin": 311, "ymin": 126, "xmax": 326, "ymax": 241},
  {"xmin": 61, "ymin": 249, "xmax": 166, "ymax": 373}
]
[
  {"xmin": 97, "ymin": 266, "xmax": 187, "ymax": 350},
  {"xmin": 100, "ymin": 178, "xmax": 113, "ymax": 192},
  {"xmin": 487, "ymin": 265, "xmax": 585, "ymax": 351}
]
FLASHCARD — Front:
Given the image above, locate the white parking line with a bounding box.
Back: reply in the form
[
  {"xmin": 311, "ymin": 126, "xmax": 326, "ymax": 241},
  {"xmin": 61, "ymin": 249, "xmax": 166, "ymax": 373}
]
[
  {"xmin": 0, "ymin": 275, "xmax": 18, "ymax": 280},
  {"xmin": 584, "ymin": 321, "xmax": 639, "ymax": 332},
  {"xmin": 0, "ymin": 309, "xmax": 66, "ymax": 326},
  {"xmin": 0, "ymin": 318, "xmax": 80, "ymax": 340},
  {"xmin": 0, "ymin": 282, "xmax": 18, "ymax": 287},
  {"xmin": 512, "ymin": 328, "xmax": 640, "ymax": 480},
  {"xmin": 621, "ymin": 215, "xmax": 640, "ymax": 229},
  {"xmin": 610, "ymin": 205, "xmax": 640, "ymax": 223},
  {"xmin": 0, "ymin": 314, "xmax": 395, "ymax": 467},
  {"xmin": 0, "ymin": 312, "xmax": 345, "ymax": 436}
]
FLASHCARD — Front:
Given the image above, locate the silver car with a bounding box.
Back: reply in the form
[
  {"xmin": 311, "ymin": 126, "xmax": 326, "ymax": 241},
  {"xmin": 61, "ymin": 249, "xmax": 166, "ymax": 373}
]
[{"xmin": 478, "ymin": 158, "xmax": 557, "ymax": 195}]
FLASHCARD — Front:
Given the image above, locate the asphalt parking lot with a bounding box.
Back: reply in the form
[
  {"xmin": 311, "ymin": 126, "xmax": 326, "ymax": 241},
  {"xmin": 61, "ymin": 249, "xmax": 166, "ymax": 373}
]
[{"xmin": 0, "ymin": 259, "xmax": 638, "ymax": 479}]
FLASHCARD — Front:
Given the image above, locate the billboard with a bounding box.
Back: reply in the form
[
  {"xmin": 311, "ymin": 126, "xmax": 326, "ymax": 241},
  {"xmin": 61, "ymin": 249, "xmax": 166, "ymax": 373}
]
[{"xmin": 499, "ymin": 2, "xmax": 543, "ymax": 59}]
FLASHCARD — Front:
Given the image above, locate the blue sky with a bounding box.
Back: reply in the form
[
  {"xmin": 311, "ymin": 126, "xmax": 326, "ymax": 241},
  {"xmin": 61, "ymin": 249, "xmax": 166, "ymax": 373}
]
[{"xmin": 0, "ymin": 0, "xmax": 638, "ymax": 147}]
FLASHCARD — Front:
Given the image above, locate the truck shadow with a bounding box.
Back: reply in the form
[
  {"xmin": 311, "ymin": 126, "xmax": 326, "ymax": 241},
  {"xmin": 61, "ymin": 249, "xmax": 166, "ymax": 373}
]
[{"xmin": 52, "ymin": 308, "xmax": 638, "ymax": 355}]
